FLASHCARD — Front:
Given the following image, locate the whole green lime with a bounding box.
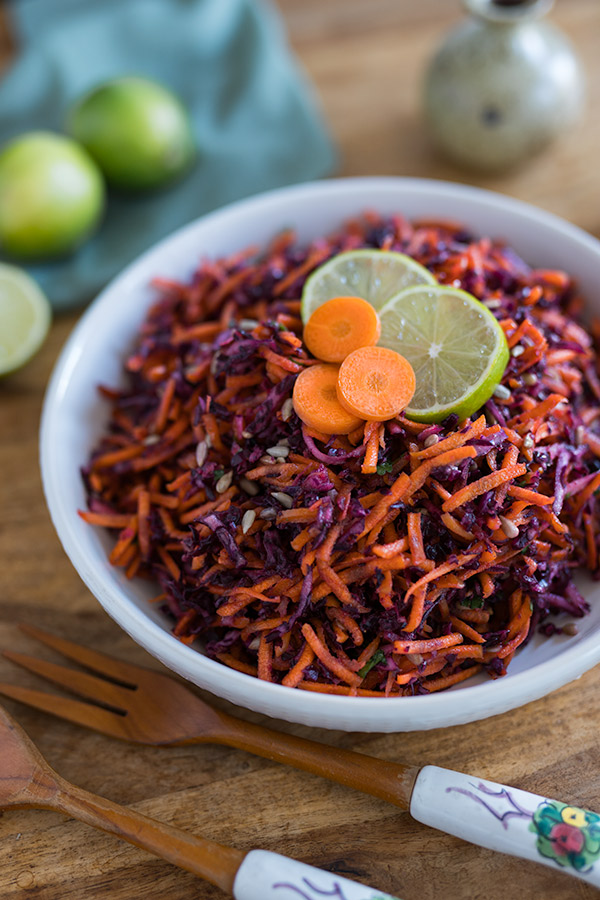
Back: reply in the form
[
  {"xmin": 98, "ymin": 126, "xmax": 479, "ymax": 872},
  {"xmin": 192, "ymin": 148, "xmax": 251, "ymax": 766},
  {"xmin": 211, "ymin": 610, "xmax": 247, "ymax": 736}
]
[
  {"xmin": 68, "ymin": 77, "xmax": 196, "ymax": 191},
  {"xmin": 0, "ymin": 132, "xmax": 105, "ymax": 261}
]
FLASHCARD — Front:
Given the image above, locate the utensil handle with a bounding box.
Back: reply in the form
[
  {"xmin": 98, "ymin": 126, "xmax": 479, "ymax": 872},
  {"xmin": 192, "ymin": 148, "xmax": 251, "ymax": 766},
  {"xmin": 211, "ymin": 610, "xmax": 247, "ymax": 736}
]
[
  {"xmin": 233, "ymin": 850, "xmax": 402, "ymax": 900},
  {"xmin": 50, "ymin": 781, "xmax": 402, "ymax": 899},
  {"xmin": 208, "ymin": 712, "xmax": 416, "ymax": 809},
  {"xmin": 410, "ymin": 765, "xmax": 600, "ymax": 887},
  {"xmin": 50, "ymin": 776, "xmax": 244, "ymax": 894}
]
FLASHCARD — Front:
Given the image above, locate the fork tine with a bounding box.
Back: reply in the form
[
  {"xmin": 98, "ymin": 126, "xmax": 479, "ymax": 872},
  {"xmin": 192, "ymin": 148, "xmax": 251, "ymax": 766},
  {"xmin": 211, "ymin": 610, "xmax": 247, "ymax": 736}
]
[
  {"xmin": 19, "ymin": 624, "xmax": 145, "ymax": 685},
  {"xmin": 0, "ymin": 682, "xmax": 134, "ymax": 741},
  {"xmin": 3, "ymin": 651, "xmax": 133, "ymax": 712}
]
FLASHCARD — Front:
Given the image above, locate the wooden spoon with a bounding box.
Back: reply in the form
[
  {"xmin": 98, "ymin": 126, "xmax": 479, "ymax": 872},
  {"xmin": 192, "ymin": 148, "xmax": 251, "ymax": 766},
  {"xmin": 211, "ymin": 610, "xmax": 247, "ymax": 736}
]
[{"xmin": 0, "ymin": 702, "xmax": 398, "ymax": 899}]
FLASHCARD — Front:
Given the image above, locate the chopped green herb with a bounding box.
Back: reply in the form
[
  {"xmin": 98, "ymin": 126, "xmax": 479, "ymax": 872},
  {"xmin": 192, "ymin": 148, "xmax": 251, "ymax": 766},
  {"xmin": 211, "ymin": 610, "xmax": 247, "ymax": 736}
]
[
  {"xmin": 358, "ymin": 648, "xmax": 386, "ymax": 678},
  {"xmin": 461, "ymin": 596, "xmax": 484, "ymax": 609},
  {"xmin": 377, "ymin": 461, "xmax": 394, "ymax": 475},
  {"xmin": 214, "ymin": 468, "xmax": 225, "ymax": 481}
]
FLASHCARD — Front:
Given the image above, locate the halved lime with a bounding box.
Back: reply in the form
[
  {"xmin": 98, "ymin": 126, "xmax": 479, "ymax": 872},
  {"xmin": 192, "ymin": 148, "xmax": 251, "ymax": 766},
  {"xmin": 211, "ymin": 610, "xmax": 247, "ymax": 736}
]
[
  {"xmin": 301, "ymin": 249, "xmax": 436, "ymax": 322},
  {"xmin": 0, "ymin": 264, "xmax": 51, "ymax": 375},
  {"xmin": 378, "ymin": 285, "xmax": 509, "ymax": 422}
]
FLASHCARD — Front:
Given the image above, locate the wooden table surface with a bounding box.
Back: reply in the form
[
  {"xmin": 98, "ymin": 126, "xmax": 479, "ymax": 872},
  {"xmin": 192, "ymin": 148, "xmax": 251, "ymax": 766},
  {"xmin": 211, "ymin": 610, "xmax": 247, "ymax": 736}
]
[{"xmin": 2, "ymin": 1, "xmax": 600, "ymax": 897}]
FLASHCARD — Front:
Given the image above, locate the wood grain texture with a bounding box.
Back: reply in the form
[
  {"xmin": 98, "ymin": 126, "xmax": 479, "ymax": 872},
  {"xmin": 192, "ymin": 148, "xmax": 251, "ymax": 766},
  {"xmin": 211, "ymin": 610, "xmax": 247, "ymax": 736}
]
[{"xmin": 1, "ymin": 1, "xmax": 600, "ymax": 897}]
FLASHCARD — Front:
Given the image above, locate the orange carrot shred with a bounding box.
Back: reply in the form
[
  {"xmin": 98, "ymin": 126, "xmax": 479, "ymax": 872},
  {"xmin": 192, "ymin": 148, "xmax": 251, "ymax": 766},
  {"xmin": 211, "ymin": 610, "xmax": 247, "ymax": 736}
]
[
  {"xmin": 301, "ymin": 623, "xmax": 362, "ymax": 686},
  {"xmin": 442, "ymin": 464, "xmax": 527, "ymax": 513}
]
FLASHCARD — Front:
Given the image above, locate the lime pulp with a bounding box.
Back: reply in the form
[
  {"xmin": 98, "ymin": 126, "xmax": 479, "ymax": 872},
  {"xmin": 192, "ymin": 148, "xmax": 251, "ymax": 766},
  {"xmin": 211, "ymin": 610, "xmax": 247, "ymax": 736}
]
[
  {"xmin": 0, "ymin": 264, "xmax": 51, "ymax": 375},
  {"xmin": 378, "ymin": 284, "xmax": 510, "ymax": 422},
  {"xmin": 301, "ymin": 249, "xmax": 436, "ymax": 322}
]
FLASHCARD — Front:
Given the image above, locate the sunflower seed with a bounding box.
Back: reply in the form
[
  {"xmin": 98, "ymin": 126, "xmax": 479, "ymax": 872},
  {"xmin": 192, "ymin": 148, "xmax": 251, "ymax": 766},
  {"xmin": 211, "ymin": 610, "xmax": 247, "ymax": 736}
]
[
  {"xmin": 248, "ymin": 636, "xmax": 261, "ymax": 650},
  {"xmin": 242, "ymin": 430, "xmax": 253, "ymax": 439},
  {"xmin": 281, "ymin": 398, "xmax": 294, "ymax": 421},
  {"xmin": 499, "ymin": 515, "xmax": 519, "ymax": 539},
  {"xmin": 260, "ymin": 508, "xmax": 277, "ymax": 520},
  {"xmin": 271, "ymin": 491, "xmax": 293, "ymax": 509},
  {"xmin": 216, "ymin": 471, "xmax": 233, "ymax": 493},
  {"xmin": 493, "ymin": 384, "xmax": 512, "ymax": 400},
  {"xmin": 205, "ymin": 433, "xmax": 213, "ymax": 448},
  {"xmin": 523, "ymin": 432, "xmax": 535, "ymax": 449},
  {"xmin": 562, "ymin": 622, "xmax": 578, "ymax": 636},
  {"xmin": 484, "ymin": 299, "xmax": 502, "ymax": 309},
  {"xmin": 407, "ymin": 653, "xmax": 423, "ymax": 666},
  {"xmin": 242, "ymin": 509, "xmax": 256, "ymax": 534},
  {"xmin": 523, "ymin": 372, "xmax": 537, "ymax": 386},
  {"xmin": 239, "ymin": 318, "xmax": 259, "ymax": 331},
  {"xmin": 239, "ymin": 477, "xmax": 259, "ymax": 496},
  {"xmin": 423, "ymin": 434, "xmax": 439, "ymax": 448},
  {"xmin": 144, "ymin": 433, "xmax": 160, "ymax": 446},
  {"xmin": 511, "ymin": 345, "xmax": 524, "ymax": 357},
  {"xmin": 260, "ymin": 455, "xmax": 276, "ymax": 465},
  {"xmin": 266, "ymin": 445, "xmax": 289, "ymax": 458},
  {"xmin": 195, "ymin": 440, "xmax": 208, "ymax": 467}
]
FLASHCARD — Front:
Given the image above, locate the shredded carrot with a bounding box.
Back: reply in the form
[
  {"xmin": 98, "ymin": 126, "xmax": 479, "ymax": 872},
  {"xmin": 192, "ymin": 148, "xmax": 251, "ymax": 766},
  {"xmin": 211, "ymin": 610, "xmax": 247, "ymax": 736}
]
[
  {"xmin": 78, "ymin": 510, "xmax": 132, "ymax": 528},
  {"xmin": 394, "ymin": 634, "xmax": 463, "ymax": 654},
  {"xmin": 508, "ymin": 393, "xmax": 564, "ymax": 430},
  {"xmin": 442, "ymin": 465, "xmax": 527, "ymax": 513},
  {"xmin": 282, "ymin": 643, "xmax": 315, "ymax": 687},
  {"xmin": 137, "ymin": 490, "xmax": 151, "ymax": 559},
  {"xmin": 407, "ymin": 512, "xmax": 426, "ymax": 566},
  {"xmin": 507, "ymin": 485, "xmax": 553, "ymax": 506},
  {"xmin": 405, "ymin": 446, "xmax": 478, "ymax": 503},
  {"xmin": 440, "ymin": 512, "xmax": 474, "ymax": 542},
  {"xmin": 414, "ymin": 415, "xmax": 486, "ymax": 459},
  {"xmin": 257, "ymin": 635, "xmax": 273, "ymax": 682},
  {"xmin": 424, "ymin": 665, "xmax": 482, "ymax": 692},
  {"xmin": 361, "ymin": 473, "xmax": 410, "ymax": 537},
  {"xmin": 361, "ymin": 422, "xmax": 382, "ymax": 474},
  {"xmin": 372, "ymin": 537, "xmax": 409, "ymax": 558},
  {"xmin": 449, "ymin": 616, "xmax": 485, "ymax": 644},
  {"xmin": 301, "ymin": 623, "xmax": 362, "ymax": 686}
]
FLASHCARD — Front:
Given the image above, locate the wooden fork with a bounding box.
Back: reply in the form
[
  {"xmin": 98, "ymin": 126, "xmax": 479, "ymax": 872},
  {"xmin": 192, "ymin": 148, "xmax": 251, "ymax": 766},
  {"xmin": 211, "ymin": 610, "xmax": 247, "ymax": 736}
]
[
  {"xmin": 3, "ymin": 624, "xmax": 600, "ymax": 889},
  {"xmin": 0, "ymin": 701, "xmax": 389, "ymax": 899}
]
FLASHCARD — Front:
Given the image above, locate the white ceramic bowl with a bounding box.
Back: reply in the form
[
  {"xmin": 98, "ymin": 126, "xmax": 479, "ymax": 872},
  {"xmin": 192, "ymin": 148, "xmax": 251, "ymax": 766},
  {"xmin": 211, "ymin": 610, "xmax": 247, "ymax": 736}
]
[{"xmin": 41, "ymin": 177, "xmax": 600, "ymax": 732}]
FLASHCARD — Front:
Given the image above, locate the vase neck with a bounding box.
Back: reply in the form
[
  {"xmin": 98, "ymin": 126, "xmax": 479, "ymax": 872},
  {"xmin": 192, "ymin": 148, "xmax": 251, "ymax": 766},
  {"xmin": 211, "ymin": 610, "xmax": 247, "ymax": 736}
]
[{"xmin": 462, "ymin": 0, "xmax": 554, "ymax": 23}]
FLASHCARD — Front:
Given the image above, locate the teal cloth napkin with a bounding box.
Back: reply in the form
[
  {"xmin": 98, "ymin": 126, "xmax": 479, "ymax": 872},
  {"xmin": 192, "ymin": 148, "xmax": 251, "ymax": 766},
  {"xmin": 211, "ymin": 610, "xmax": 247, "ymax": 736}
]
[{"xmin": 1, "ymin": 0, "xmax": 336, "ymax": 310}]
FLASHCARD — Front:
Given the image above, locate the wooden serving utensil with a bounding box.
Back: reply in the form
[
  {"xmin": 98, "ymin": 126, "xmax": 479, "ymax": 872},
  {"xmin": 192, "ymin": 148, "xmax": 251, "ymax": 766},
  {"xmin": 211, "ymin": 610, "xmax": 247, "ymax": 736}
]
[
  {"xmin": 0, "ymin": 701, "xmax": 398, "ymax": 900},
  {"xmin": 2, "ymin": 625, "xmax": 600, "ymax": 889}
]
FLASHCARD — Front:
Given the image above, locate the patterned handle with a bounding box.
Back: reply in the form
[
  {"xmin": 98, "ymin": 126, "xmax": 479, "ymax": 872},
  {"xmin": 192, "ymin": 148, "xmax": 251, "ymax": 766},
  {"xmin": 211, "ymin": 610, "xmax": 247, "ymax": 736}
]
[
  {"xmin": 410, "ymin": 765, "xmax": 600, "ymax": 887},
  {"xmin": 233, "ymin": 850, "xmax": 401, "ymax": 900}
]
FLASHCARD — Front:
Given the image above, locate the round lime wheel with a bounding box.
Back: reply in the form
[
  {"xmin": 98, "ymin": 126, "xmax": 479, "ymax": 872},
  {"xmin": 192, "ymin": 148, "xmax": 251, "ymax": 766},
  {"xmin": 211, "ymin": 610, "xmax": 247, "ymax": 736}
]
[
  {"xmin": 0, "ymin": 264, "xmax": 51, "ymax": 375},
  {"xmin": 301, "ymin": 249, "xmax": 436, "ymax": 322},
  {"xmin": 378, "ymin": 284, "xmax": 509, "ymax": 422}
]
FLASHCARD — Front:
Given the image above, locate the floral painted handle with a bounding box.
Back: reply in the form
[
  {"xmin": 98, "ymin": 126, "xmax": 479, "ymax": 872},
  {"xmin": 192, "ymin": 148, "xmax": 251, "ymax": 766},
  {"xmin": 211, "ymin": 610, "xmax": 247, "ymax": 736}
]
[
  {"xmin": 410, "ymin": 766, "xmax": 600, "ymax": 887},
  {"xmin": 233, "ymin": 850, "xmax": 401, "ymax": 900}
]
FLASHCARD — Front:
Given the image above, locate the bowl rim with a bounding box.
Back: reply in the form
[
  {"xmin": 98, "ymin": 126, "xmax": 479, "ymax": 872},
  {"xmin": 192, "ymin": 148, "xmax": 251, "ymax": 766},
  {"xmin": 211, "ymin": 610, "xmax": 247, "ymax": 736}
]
[{"xmin": 40, "ymin": 175, "xmax": 600, "ymax": 728}]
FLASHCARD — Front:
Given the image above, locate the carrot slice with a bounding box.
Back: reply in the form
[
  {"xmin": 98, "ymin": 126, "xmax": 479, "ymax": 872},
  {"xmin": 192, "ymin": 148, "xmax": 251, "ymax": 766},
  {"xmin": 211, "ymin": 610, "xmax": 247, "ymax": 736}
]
[
  {"xmin": 337, "ymin": 346, "xmax": 416, "ymax": 422},
  {"xmin": 292, "ymin": 363, "xmax": 363, "ymax": 434},
  {"xmin": 303, "ymin": 296, "xmax": 381, "ymax": 363}
]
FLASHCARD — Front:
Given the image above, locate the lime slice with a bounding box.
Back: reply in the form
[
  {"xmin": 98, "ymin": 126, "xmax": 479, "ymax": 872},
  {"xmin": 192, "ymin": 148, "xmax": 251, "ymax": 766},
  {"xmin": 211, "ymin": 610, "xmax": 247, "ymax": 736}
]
[
  {"xmin": 378, "ymin": 285, "xmax": 509, "ymax": 422},
  {"xmin": 0, "ymin": 264, "xmax": 51, "ymax": 375},
  {"xmin": 301, "ymin": 249, "xmax": 436, "ymax": 322}
]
